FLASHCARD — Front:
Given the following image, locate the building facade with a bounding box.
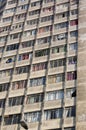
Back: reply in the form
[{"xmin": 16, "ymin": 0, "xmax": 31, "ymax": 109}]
[{"xmin": 0, "ymin": 0, "xmax": 86, "ymax": 130}]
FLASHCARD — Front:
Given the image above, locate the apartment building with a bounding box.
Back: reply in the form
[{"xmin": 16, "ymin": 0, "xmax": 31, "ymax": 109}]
[{"xmin": 0, "ymin": 0, "xmax": 86, "ymax": 130}]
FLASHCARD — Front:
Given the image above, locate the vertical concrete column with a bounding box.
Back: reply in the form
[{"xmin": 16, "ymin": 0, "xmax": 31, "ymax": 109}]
[{"xmin": 76, "ymin": 0, "xmax": 86, "ymax": 129}]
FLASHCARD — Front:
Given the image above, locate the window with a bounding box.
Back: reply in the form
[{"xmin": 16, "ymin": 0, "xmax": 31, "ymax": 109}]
[
  {"xmin": 56, "ymin": 11, "xmax": 69, "ymax": 19},
  {"xmin": 37, "ymin": 36, "xmax": 51, "ymax": 45},
  {"xmin": 42, "ymin": 6, "xmax": 54, "ymax": 13},
  {"xmin": 0, "ymin": 83, "xmax": 9, "ymax": 92},
  {"xmin": 0, "ymin": 116, "xmax": 2, "ymax": 125},
  {"xmin": 21, "ymin": 40, "xmax": 34, "ymax": 48},
  {"xmin": 0, "ymin": 69, "xmax": 12, "ymax": 77},
  {"xmin": 70, "ymin": 31, "xmax": 78, "ymax": 37},
  {"xmin": 32, "ymin": 62, "xmax": 47, "ymax": 71},
  {"xmin": 26, "ymin": 93, "xmax": 43, "ymax": 104},
  {"xmin": 71, "ymin": 9, "xmax": 78, "ymax": 15},
  {"xmin": 9, "ymin": 96, "xmax": 24, "ymax": 106},
  {"xmin": 53, "ymin": 33, "xmax": 67, "ymax": 41},
  {"xmin": 66, "ymin": 88, "xmax": 76, "ymax": 98},
  {"xmin": 6, "ymin": 43, "xmax": 19, "ymax": 51},
  {"xmin": 43, "ymin": 0, "xmax": 54, "ymax": 3},
  {"xmin": 56, "ymin": 3, "xmax": 69, "ymax": 11},
  {"xmin": 65, "ymin": 106, "xmax": 76, "ymax": 117},
  {"xmin": 41, "ymin": 15, "xmax": 53, "ymax": 22},
  {"xmin": 11, "ymin": 22, "xmax": 24, "ymax": 30},
  {"xmin": 0, "ymin": 99, "xmax": 5, "ymax": 108},
  {"xmin": 3, "ymin": 17, "xmax": 13, "ymax": 22},
  {"xmin": 71, "ymin": 0, "xmax": 78, "ymax": 5},
  {"xmin": 24, "ymin": 111, "xmax": 41, "ymax": 122},
  {"xmin": 44, "ymin": 108, "xmax": 63, "ymax": 120},
  {"xmin": 31, "ymin": 1, "xmax": 41, "ymax": 7},
  {"xmin": 50, "ymin": 59, "xmax": 65, "ymax": 68},
  {"xmin": 0, "ymin": 36, "xmax": 7, "ymax": 42},
  {"xmin": 68, "ymin": 56, "xmax": 77, "ymax": 65},
  {"xmin": 0, "ymin": 47, "xmax": 4, "ymax": 53},
  {"xmin": 45, "ymin": 90, "xmax": 64, "ymax": 101},
  {"xmin": 64, "ymin": 127, "xmax": 75, "ymax": 130},
  {"xmin": 27, "ymin": 19, "xmax": 38, "ymax": 25},
  {"xmin": 10, "ymin": 33, "xmax": 21, "ymax": 40},
  {"xmin": 18, "ymin": 53, "xmax": 32, "ymax": 61},
  {"xmin": 0, "ymin": 26, "xmax": 10, "ymax": 33},
  {"xmin": 35, "ymin": 49, "xmax": 49, "ymax": 57},
  {"xmin": 14, "ymin": 13, "xmax": 26, "ymax": 21},
  {"xmin": 38, "ymin": 25, "xmax": 52, "ymax": 33},
  {"xmin": 54, "ymin": 22, "xmax": 68, "ymax": 30},
  {"xmin": 52, "ymin": 45, "xmax": 66, "ymax": 54},
  {"xmin": 70, "ymin": 19, "xmax": 78, "ymax": 26},
  {"xmin": 4, "ymin": 114, "xmax": 21, "ymax": 125},
  {"xmin": 48, "ymin": 73, "xmax": 64, "ymax": 84},
  {"xmin": 8, "ymin": 0, "xmax": 17, "ymax": 5},
  {"xmin": 23, "ymin": 29, "xmax": 36, "ymax": 36},
  {"xmin": 67, "ymin": 71, "xmax": 77, "ymax": 80},
  {"xmin": 69, "ymin": 43, "xmax": 77, "ymax": 51},
  {"xmin": 12, "ymin": 80, "xmax": 27, "ymax": 90},
  {"xmin": 29, "ymin": 9, "xmax": 40, "ymax": 16},
  {"xmin": 17, "ymin": 4, "xmax": 28, "ymax": 11},
  {"xmin": 4, "ymin": 8, "xmax": 15, "ymax": 13},
  {"xmin": 15, "ymin": 66, "xmax": 29, "ymax": 74},
  {"xmin": 30, "ymin": 77, "xmax": 46, "ymax": 87}
]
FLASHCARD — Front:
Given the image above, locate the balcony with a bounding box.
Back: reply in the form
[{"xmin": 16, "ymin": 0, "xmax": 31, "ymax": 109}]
[
  {"xmin": 2, "ymin": 12, "xmax": 14, "ymax": 18},
  {"xmin": 46, "ymin": 82, "xmax": 63, "ymax": 91},
  {"xmin": 56, "ymin": 0, "xmax": 69, "ymax": 5},
  {"xmin": 50, "ymin": 52, "xmax": 66, "ymax": 61},
  {"xmin": 4, "ymin": 105, "xmax": 22, "ymax": 115},
  {"xmin": 35, "ymin": 43, "xmax": 49, "ymax": 51},
  {"xmin": 3, "ymin": 50, "xmax": 17, "ymax": 57},
  {"xmin": 33, "ymin": 55, "xmax": 48, "ymax": 64},
  {"xmin": 40, "ymin": 11, "xmax": 53, "ymax": 18},
  {"xmin": 21, "ymin": 35, "xmax": 35, "ymax": 42},
  {"xmin": 68, "ymin": 50, "xmax": 77, "ymax": 57},
  {"xmin": 53, "ymin": 28, "xmax": 68, "ymax": 36},
  {"xmin": 54, "ymin": 17, "xmax": 68, "ymax": 24},
  {"xmin": 39, "ymin": 21, "xmax": 52, "ymax": 28},
  {"xmin": 0, "ymin": 31, "xmax": 8, "ymax": 37},
  {"xmin": 0, "ymin": 76, "xmax": 11, "ymax": 84},
  {"xmin": 19, "ymin": 46, "xmax": 33, "ymax": 54},
  {"xmin": 30, "ymin": 70, "xmax": 46, "ymax": 78},
  {"xmin": 43, "ymin": 2, "xmax": 54, "ymax": 8},
  {"xmin": 12, "ymin": 73, "xmax": 28, "ymax": 82},
  {"xmin": 27, "ymin": 86, "xmax": 44, "ymax": 95},
  {"xmin": 44, "ymin": 100, "xmax": 62, "ymax": 110},
  {"xmin": 65, "ymin": 98, "xmax": 76, "ymax": 107},
  {"xmin": 16, "ymin": 59, "xmax": 30, "ymax": 67},
  {"xmin": 66, "ymin": 80, "xmax": 76, "ymax": 87},
  {"xmin": 7, "ymin": 38, "xmax": 20, "ymax": 45},
  {"xmin": 0, "ymin": 63, "xmax": 14, "ymax": 71},
  {"xmin": 48, "ymin": 66, "xmax": 65, "ymax": 75},
  {"xmin": 10, "ymin": 28, "xmax": 22, "ymax": 34},
  {"xmin": 2, "ymin": 124, "xmax": 18, "ymax": 130},
  {"xmin": 67, "ymin": 64, "xmax": 77, "ymax": 72},
  {"xmin": 64, "ymin": 117, "xmax": 75, "ymax": 128},
  {"xmin": 0, "ymin": 91, "xmax": 7, "ymax": 99},
  {"xmin": 51, "ymin": 39, "xmax": 67, "ymax": 47},
  {"xmin": 18, "ymin": 0, "xmax": 28, "ymax": 6},
  {"xmin": 29, "ymin": 5, "xmax": 40, "ymax": 11},
  {"xmin": 42, "ymin": 119, "xmax": 62, "ymax": 129},
  {"xmin": 24, "ymin": 103, "xmax": 42, "ymax": 113},
  {"xmin": 37, "ymin": 31, "xmax": 51, "ymax": 39},
  {"xmin": 5, "ymin": 3, "xmax": 16, "ymax": 10},
  {"xmin": 24, "ymin": 24, "xmax": 37, "ymax": 31},
  {"xmin": 9, "ymin": 89, "xmax": 25, "ymax": 98}
]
